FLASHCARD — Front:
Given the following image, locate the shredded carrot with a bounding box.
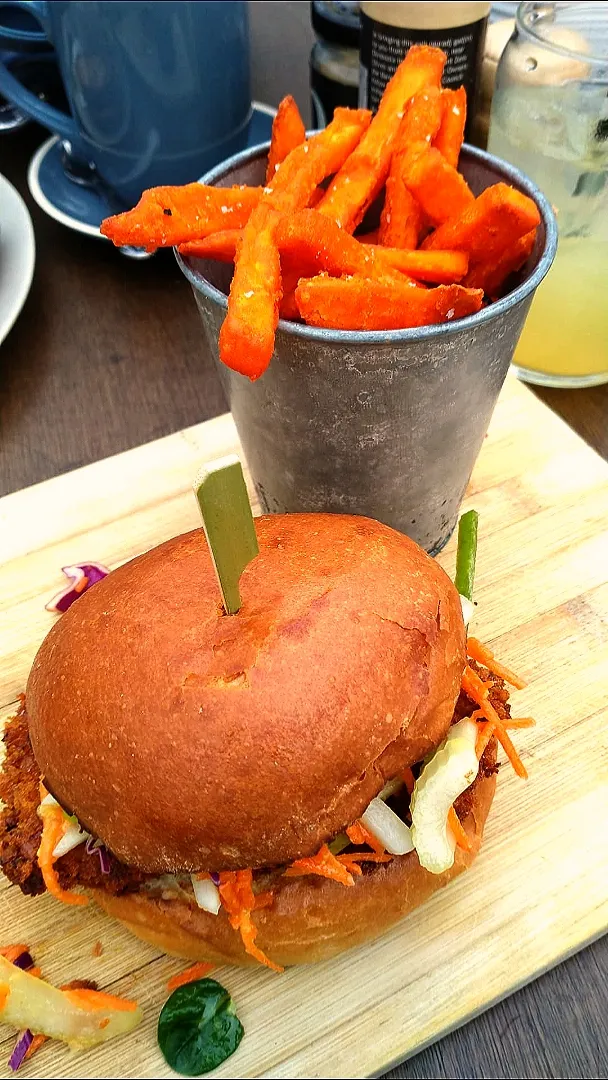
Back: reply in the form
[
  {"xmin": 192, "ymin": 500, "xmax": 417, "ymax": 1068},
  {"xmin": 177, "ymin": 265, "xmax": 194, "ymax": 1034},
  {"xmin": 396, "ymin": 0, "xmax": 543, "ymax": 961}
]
[
  {"xmin": 28, "ymin": 966, "xmax": 42, "ymax": 979},
  {"xmin": 98, "ymin": 1019, "xmax": 110, "ymax": 1031},
  {"xmin": 284, "ymin": 843, "xmax": 355, "ymax": 887},
  {"xmin": 253, "ymin": 890, "xmax": 275, "ymax": 910},
  {"xmin": 63, "ymin": 988, "xmax": 139, "ymax": 1012},
  {"xmin": 0, "ymin": 985, "xmax": 9, "ymax": 1010},
  {"xmin": 476, "ymin": 717, "xmax": 535, "ymax": 758},
  {"xmin": 24, "ymin": 1033, "xmax": 47, "ymax": 1060},
  {"xmin": 166, "ymin": 962, "xmax": 214, "ymax": 992},
  {"xmin": 335, "ymin": 849, "xmax": 393, "ymax": 876},
  {"xmin": 335, "ymin": 858, "xmax": 363, "ymax": 876},
  {"xmin": 447, "ymin": 806, "xmax": 473, "ymax": 852},
  {"xmin": 346, "ymin": 821, "xmax": 387, "ymax": 854},
  {"xmin": 475, "ymin": 721, "xmax": 495, "ymax": 759},
  {"xmin": 92, "ymin": 941, "xmax": 104, "ymax": 958},
  {"xmin": 74, "ymin": 575, "xmax": 89, "ymax": 594},
  {"xmin": 37, "ymin": 804, "xmax": 89, "ymax": 907},
  {"xmin": 0, "ymin": 945, "xmax": 30, "ymax": 963},
  {"xmin": 345, "ymin": 822, "xmax": 366, "ymax": 846},
  {"xmin": 337, "ymin": 852, "xmax": 392, "ymax": 864},
  {"xmin": 218, "ymin": 869, "xmax": 255, "ymax": 926},
  {"xmin": 218, "ymin": 870, "xmax": 283, "ymax": 973},
  {"xmin": 462, "ymin": 666, "xmax": 528, "ymax": 779},
  {"xmin": 239, "ymin": 910, "xmax": 283, "ymax": 971},
  {"xmin": 401, "ymin": 767, "xmax": 416, "ymax": 795},
  {"xmin": 466, "ymin": 638, "xmax": 527, "ymax": 689}
]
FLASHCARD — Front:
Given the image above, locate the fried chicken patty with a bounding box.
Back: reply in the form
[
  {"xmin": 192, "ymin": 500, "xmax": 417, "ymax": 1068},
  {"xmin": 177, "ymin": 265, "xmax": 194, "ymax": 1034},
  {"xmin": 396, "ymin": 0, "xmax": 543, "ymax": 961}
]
[{"xmin": 0, "ymin": 664, "xmax": 507, "ymax": 898}]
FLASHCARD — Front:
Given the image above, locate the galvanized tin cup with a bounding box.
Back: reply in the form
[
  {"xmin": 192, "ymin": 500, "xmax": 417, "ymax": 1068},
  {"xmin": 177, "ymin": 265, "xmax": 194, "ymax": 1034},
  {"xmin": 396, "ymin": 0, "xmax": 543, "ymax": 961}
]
[{"xmin": 177, "ymin": 144, "xmax": 557, "ymax": 554}]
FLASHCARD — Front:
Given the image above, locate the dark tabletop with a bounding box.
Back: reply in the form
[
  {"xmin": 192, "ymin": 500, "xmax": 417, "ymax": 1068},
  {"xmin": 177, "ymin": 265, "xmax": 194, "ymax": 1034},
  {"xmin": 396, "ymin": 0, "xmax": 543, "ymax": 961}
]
[{"xmin": 1, "ymin": 118, "xmax": 607, "ymax": 1080}]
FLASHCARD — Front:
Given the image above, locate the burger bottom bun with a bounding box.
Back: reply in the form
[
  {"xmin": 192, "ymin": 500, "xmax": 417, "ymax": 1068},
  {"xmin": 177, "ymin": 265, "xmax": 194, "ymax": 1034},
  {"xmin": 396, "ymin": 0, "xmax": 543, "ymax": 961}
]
[{"xmin": 90, "ymin": 760, "xmax": 496, "ymax": 968}]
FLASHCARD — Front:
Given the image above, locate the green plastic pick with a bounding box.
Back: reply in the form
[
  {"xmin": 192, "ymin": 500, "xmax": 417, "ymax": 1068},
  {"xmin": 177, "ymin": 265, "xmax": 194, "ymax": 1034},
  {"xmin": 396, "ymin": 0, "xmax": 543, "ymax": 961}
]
[{"xmin": 193, "ymin": 455, "xmax": 259, "ymax": 615}]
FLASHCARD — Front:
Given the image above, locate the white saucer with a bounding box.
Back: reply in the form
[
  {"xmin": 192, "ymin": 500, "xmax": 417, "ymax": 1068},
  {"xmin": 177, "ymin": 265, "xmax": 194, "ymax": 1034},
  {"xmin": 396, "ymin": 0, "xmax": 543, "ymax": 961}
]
[{"xmin": 0, "ymin": 173, "xmax": 35, "ymax": 347}]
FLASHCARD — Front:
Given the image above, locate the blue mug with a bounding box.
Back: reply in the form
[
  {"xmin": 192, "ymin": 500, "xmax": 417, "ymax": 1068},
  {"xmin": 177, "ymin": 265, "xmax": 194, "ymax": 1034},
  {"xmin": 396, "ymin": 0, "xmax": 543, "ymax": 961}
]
[{"xmin": 0, "ymin": 0, "xmax": 251, "ymax": 205}]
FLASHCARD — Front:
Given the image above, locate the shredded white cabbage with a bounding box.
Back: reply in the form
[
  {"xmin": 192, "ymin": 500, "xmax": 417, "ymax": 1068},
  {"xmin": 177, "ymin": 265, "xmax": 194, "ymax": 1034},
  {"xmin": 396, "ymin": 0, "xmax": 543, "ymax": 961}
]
[
  {"xmin": 360, "ymin": 797, "xmax": 414, "ymax": 855},
  {"xmin": 40, "ymin": 793, "xmax": 90, "ymax": 858},
  {"xmin": 410, "ymin": 719, "xmax": 479, "ymax": 874},
  {"xmin": 191, "ymin": 874, "xmax": 221, "ymax": 915},
  {"xmin": 39, "ymin": 792, "xmax": 59, "ymax": 809},
  {"xmin": 52, "ymin": 821, "xmax": 90, "ymax": 858},
  {"xmin": 460, "ymin": 594, "xmax": 475, "ymax": 628}
]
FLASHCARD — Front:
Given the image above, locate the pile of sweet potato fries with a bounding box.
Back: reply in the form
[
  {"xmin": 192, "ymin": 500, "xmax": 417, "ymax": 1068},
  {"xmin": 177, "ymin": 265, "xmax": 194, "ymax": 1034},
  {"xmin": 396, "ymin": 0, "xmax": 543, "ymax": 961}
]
[{"xmin": 101, "ymin": 46, "xmax": 541, "ymax": 381}]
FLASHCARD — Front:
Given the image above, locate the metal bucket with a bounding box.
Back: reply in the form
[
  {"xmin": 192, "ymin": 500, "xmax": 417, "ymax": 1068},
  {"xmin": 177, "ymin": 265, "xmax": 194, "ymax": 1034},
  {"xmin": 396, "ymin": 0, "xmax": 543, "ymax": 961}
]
[{"xmin": 177, "ymin": 143, "xmax": 557, "ymax": 554}]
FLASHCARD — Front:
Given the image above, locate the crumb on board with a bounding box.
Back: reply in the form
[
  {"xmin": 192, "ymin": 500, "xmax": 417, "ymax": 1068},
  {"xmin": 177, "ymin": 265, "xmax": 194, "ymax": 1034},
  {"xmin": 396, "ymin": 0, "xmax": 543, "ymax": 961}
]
[{"xmin": 92, "ymin": 940, "xmax": 104, "ymax": 957}]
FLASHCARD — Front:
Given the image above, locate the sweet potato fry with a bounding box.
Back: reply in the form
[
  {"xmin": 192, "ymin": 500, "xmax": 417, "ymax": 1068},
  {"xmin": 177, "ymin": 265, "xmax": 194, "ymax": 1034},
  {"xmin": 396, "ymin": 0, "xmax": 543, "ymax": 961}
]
[
  {"xmin": 279, "ymin": 257, "xmax": 304, "ymax": 321},
  {"xmin": 219, "ymin": 109, "xmax": 371, "ymax": 377},
  {"xmin": 183, "ymin": 216, "xmax": 467, "ymax": 286},
  {"xmin": 371, "ymin": 246, "xmax": 469, "ymax": 284},
  {"xmin": 402, "ymin": 141, "xmax": 474, "ymax": 226},
  {"xmin": 433, "ymin": 87, "xmax": 467, "ymax": 168},
  {"xmin": 379, "ymin": 183, "xmax": 424, "ymax": 249},
  {"xmin": 378, "ymin": 87, "xmax": 442, "ymax": 247},
  {"xmin": 218, "ymin": 204, "xmax": 282, "ymax": 379},
  {"xmin": 295, "ymin": 276, "xmax": 483, "ymax": 330},
  {"xmin": 317, "ymin": 46, "xmax": 445, "ymax": 231},
  {"xmin": 279, "ymin": 291, "xmax": 300, "ymax": 321},
  {"xmin": 277, "ymin": 211, "xmax": 417, "ymax": 285},
  {"xmin": 307, "ymin": 186, "xmax": 326, "ymax": 208},
  {"xmin": 396, "ymin": 86, "xmax": 443, "ymax": 147},
  {"xmin": 422, "ymin": 183, "xmax": 542, "ymax": 260},
  {"xmin": 266, "ymin": 95, "xmax": 307, "ymax": 183},
  {"xmin": 277, "ymin": 209, "xmax": 371, "ymax": 277},
  {"xmin": 266, "ymin": 107, "xmax": 371, "ymax": 212},
  {"xmin": 179, "ymin": 230, "xmax": 239, "ymax": 262},
  {"xmin": 464, "ymin": 228, "xmax": 537, "ymax": 297},
  {"xmin": 100, "ymin": 183, "xmax": 261, "ymax": 251}
]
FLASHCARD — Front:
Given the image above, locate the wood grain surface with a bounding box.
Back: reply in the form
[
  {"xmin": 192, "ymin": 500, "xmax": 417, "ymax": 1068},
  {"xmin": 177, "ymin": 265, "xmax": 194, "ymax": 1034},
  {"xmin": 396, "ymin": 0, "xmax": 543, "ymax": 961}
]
[
  {"xmin": 1, "ymin": 107, "xmax": 607, "ymax": 1077},
  {"xmin": 1, "ymin": 376, "xmax": 607, "ymax": 1079}
]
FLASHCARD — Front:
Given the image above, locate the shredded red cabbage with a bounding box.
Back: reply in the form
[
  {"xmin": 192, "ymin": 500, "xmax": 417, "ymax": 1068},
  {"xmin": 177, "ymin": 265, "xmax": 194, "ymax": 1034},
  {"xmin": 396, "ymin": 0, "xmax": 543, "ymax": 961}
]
[
  {"xmin": 8, "ymin": 1030, "xmax": 33, "ymax": 1072},
  {"xmin": 45, "ymin": 563, "xmax": 109, "ymax": 614},
  {"xmin": 210, "ymin": 872, "xmax": 220, "ymax": 886},
  {"xmin": 85, "ymin": 836, "xmax": 111, "ymax": 874},
  {"xmin": 12, "ymin": 951, "xmax": 34, "ymax": 971}
]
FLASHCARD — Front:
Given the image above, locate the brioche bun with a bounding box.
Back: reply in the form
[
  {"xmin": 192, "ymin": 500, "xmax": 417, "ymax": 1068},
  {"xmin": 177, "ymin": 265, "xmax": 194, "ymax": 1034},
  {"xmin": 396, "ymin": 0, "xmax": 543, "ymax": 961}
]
[
  {"xmin": 90, "ymin": 747, "xmax": 496, "ymax": 968},
  {"xmin": 27, "ymin": 513, "xmax": 465, "ymax": 874}
]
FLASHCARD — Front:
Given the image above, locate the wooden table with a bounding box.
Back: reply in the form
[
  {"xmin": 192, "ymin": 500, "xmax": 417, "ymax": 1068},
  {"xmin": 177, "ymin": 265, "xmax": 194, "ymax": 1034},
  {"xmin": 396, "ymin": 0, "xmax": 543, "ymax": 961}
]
[{"xmin": 1, "ymin": 122, "xmax": 607, "ymax": 1080}]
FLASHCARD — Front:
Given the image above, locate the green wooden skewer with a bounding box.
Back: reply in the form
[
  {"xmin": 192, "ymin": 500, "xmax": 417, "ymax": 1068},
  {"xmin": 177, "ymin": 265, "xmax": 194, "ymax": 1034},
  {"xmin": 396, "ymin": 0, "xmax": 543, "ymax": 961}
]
[
  {"xmin": 193, "ymin": 455, "xmax": 259, "ymax": 615},
  {"xmin": 454, "ymin": 509, "xmax": 479, "ymax": 602}
]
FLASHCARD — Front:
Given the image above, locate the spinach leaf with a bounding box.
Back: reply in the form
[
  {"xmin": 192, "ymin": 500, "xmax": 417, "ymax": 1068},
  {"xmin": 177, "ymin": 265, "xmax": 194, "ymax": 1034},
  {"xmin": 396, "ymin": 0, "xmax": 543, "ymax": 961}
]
[{"xmin": 158, "ymin": 978, "xmax": 244, "ymax": 1075}]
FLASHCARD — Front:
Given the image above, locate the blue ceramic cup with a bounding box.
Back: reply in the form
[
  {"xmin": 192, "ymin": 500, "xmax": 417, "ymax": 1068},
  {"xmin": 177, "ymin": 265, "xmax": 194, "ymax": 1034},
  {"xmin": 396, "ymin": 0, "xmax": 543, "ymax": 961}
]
[{"xmin": 0, "ymin": 0, "xmax": 251, "ymax": 204}]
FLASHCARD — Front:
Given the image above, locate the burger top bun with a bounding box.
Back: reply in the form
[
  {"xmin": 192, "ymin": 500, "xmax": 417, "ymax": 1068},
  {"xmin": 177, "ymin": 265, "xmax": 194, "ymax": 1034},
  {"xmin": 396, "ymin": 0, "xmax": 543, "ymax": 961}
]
[{"xmin": 27, "ymin": 514, "xmax": 465, "ymax": 874}]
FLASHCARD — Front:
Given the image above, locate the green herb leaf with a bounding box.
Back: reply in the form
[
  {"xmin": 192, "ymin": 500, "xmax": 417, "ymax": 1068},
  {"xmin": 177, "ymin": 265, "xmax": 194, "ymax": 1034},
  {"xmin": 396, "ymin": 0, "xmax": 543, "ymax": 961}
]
[{"xmin": 158, "ymin": 978, "xmax": 244, "ymax": 1076}]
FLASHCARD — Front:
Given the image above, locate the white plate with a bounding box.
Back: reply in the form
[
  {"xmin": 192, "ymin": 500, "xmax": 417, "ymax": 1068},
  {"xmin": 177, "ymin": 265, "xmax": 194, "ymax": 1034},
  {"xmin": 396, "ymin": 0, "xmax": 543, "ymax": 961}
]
[{"xmin": 0, "ymin": 173, "xmax": 35, "ymax": 346}]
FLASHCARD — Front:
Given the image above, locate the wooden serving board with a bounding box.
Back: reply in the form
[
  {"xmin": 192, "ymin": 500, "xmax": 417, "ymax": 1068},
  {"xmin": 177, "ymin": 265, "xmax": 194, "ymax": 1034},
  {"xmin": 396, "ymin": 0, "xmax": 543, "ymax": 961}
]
[{"xmin": 1, "ymin": 375, "xmax": 607, "ymax": 1079}]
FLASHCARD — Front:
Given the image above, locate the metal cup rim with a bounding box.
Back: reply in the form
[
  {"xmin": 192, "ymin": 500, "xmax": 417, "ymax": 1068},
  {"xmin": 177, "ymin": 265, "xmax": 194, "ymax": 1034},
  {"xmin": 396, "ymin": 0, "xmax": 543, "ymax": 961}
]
[{"xmin": 175, "ymin": 140, "xmax": 558, "ymax": 345}]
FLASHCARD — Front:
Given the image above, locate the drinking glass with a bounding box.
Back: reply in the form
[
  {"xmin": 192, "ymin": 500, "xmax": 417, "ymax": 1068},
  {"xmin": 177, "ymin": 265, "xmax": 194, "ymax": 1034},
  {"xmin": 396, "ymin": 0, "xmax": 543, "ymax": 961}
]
[{"xmin": 489, "ymin": 2, "xmax": 608, "ymax": 387}]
